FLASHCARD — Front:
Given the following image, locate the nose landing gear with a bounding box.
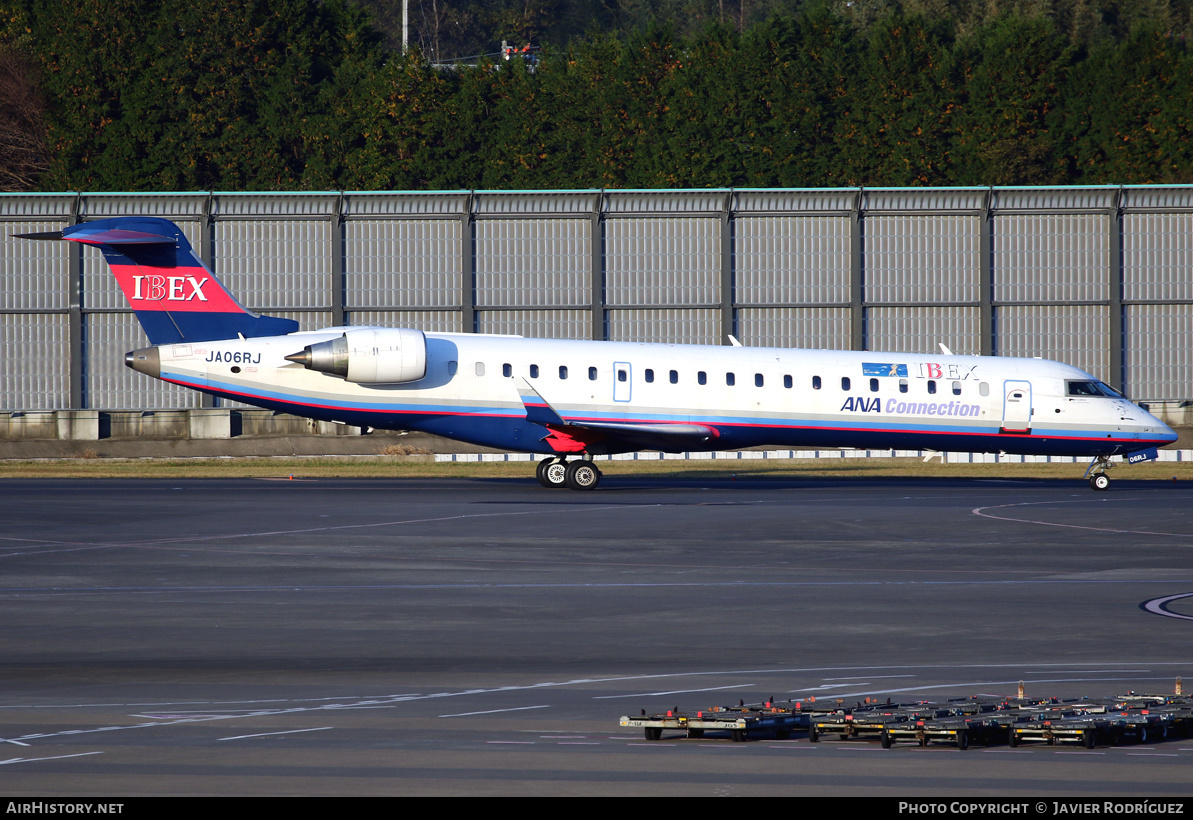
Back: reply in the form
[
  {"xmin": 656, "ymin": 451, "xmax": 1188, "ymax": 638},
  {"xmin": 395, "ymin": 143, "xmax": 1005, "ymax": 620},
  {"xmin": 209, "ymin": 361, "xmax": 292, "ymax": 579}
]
[{"xmin": 1084, "ymin": 455, "xmax": 1114, "ymax": 491}]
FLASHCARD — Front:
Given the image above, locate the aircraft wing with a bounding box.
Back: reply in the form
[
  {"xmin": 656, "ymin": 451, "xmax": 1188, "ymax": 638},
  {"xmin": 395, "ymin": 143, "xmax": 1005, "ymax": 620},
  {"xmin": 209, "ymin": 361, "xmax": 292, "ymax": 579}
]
[{"xmin": 517, "ymin": 379, "xmax": 718, "ymax": 453}]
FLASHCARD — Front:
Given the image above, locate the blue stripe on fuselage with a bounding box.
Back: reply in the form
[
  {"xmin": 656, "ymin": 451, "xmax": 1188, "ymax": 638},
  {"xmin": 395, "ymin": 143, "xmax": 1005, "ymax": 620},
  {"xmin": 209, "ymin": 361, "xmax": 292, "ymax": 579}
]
[{"xmin": 162, "ymin": 371, "xmax": 1162, "ymax": 457}]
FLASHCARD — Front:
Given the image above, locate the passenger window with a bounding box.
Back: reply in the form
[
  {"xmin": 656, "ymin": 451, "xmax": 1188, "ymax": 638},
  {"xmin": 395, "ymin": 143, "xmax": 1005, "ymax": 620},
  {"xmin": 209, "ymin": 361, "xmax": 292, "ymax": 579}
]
[
  {"xmin": 588, "ymin": 367, "xmax": 598, "ymax": 381},
  {"xmin": 869, "ymin": 378, "xmax": 878, "ymax": 392},
  {"xmin": 927, "ymin": 380, "xmax": 937, "ymax": 394},
  {"xmin": 645, "ymin": 369, "xmax": 654, "ymax": 383},
  {"xmin": 530, "ymin": 364, "xmax": 539, "ymax": 379},
  {"xmin": 559, "ymin": 366, "xmax": 568, "ymax": 380},
  {"xmin": 726, "ymin": 372, "xmax": 735, "ymax": 386},
  {"xmin": 475, "ymin": 362, "xmax": 485, "ymax": 377},
  {"xmin": 670, "ymin": 370, "xmax": 678, "ymax": 384},
  {"xmin": 952, "ymin": 381, "xmax": 961, "ymax": 395},
  {"xmin": 899, "ymin": 379, "xmax": 908, "ymax": 394},
  {"xmin": 841, "ymin": 377, "xmax": 850, "ymax": 391},
  {"xmin": 448, "ymin": 360, "xmax": 458, "ymax": 376},
  {"xmin": 755, "ymin": 373, "xmax": 764, "ymax": 387},
  {"xmin": 784, "ymin": 375, "xmax": 792, "ymax": 389},
  {"xmin": 979, "ymin": 382, "xmax": 989, "ymax": 396},
  {"xmin": 698, "ymin": 371, "xmax": 707, "ymax": 386},
  {"xmin": 617, "ymin": 369, "xmax": 627, "ymax": 382},
  {"xmin": 503, "ymin": 363, "xmax": 512, "ymax": 378},
  {"xmin": 812, "ymin": 376, "xmax": 821, "ymax": 390}
]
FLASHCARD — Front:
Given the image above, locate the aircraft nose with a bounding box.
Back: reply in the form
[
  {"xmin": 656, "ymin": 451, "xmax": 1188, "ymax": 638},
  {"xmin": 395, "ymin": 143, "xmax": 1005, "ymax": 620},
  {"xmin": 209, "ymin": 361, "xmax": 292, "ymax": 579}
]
[{"xmin": 1146, "ymin": 409, "xmax": 1179, "ymax": 445}]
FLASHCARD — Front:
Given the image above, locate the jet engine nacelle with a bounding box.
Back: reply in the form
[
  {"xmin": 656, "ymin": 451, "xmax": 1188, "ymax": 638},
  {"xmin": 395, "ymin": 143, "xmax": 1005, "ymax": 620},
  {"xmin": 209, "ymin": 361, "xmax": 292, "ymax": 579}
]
[{"xmin": 286, "ymin": 328, "xmax": 427, "ymax": 384}]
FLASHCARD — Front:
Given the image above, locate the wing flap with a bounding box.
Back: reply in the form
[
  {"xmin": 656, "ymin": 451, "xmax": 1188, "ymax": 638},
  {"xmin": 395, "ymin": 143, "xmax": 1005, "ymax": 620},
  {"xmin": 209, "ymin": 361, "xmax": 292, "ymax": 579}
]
[{"xmin": 517, "ymin": 379, "xmax": 717, "ymax": 453}]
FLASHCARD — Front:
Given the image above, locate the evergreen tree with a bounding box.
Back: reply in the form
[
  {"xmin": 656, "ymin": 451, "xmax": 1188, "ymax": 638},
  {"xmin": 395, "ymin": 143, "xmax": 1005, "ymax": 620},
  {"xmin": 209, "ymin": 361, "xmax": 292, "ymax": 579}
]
[
  {"xmin": 1059, "ymin": 24, "xmax": 1193, "ymax": 183},
  {"xmin": 950, "ymin": 14, "xmax": 1073, "ymax": 185},
  {"xmin": 833, "ymin": 10, "xmax": 958, "ymax": 185}
]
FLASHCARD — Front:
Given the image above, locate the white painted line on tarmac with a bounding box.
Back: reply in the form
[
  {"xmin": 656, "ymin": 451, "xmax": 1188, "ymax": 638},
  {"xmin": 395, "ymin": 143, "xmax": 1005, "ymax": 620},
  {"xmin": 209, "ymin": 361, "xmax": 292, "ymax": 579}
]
[
  {"xmin": 594, "ymin": 684, "xmax": 750, "ymax": 699},
  {"xmin": 972, "ymin": 499, "xmax": 1193, "ymax": 538},
  {"xmin": 218, "ymin": 727, "xmax": 332, "ymax": 741},
  {"xmin": 0, "ymin": 751, "xmax": 102, "ymax": 765},
  {"xmin": 440, "ymin": 705, "xmax": 550, "ymax": 718}
]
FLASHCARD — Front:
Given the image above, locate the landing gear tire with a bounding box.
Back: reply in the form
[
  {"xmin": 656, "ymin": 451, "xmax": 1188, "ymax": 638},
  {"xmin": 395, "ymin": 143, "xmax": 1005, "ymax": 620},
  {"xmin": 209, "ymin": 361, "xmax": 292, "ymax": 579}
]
[
  {"xmin": 1090, "ymin": 473, "xmax": 1110, "ymax": 491},
  {"xmin": 537, "ymin": 457, "xmax": 568, "ymax": 489},
  {"xmin": 565, "ymin": 460, "xmax": 601, "ymax": 491}
]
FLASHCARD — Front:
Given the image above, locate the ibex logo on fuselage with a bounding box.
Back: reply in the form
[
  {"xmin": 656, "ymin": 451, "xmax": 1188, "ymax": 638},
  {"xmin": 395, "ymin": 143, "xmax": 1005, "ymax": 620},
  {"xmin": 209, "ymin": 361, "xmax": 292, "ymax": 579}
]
[{"xmin": 130, "ymin": 275, "xmax": 209, "ymax": 302}]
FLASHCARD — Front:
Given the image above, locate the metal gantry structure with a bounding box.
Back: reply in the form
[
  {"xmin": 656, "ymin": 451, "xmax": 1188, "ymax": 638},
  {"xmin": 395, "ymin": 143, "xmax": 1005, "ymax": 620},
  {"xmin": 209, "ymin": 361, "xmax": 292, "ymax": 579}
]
[{"xmin": 2, "ymin": 186, "xmax": 1191, "ymax": 411}]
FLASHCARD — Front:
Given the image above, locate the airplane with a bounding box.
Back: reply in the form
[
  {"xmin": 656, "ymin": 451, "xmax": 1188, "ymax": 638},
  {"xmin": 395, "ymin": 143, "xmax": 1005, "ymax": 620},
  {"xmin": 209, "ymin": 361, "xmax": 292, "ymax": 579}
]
[{"xmin": 18, "ymin": 216, "xmax": 1178, "ymax": 491}]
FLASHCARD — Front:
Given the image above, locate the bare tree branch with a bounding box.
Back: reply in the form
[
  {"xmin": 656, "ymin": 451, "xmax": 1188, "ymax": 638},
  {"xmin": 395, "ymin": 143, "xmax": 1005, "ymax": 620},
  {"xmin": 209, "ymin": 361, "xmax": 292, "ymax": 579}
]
[{"xmin": 0, "ymin": 44, "xmax": 50, "ymax": 192}]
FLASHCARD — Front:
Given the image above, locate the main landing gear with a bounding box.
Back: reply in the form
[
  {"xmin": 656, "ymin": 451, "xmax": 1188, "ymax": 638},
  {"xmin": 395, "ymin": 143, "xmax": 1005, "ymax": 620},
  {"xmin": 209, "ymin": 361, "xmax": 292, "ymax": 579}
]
[
  {"xmin": 1084, "ymin": 454, "xmax": 1114, "ymax": 491},
  {"xmin": 536, "ymin": 456, "xmax": 602, "ymax": 491}
]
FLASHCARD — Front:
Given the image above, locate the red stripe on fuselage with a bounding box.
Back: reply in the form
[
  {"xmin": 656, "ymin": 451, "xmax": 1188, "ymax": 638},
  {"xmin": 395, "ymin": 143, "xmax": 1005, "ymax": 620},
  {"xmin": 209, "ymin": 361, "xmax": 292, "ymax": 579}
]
[{"xmin": 162, "ymin": 374, "xmax": 1168, "ymax": 449}]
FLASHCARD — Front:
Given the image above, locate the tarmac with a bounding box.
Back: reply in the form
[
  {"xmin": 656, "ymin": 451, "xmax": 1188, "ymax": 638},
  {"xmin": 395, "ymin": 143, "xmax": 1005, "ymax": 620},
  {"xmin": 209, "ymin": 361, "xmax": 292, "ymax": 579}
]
[{"xmin": 1, "ymin": 473, "xmax": 1192, "ymax": 795}]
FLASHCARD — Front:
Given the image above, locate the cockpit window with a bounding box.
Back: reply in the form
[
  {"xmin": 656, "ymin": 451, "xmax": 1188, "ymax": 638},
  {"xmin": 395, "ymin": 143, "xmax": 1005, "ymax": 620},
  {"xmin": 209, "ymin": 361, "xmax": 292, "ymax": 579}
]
[{"xmin": 1067, "ymin": 380, "xmax": 1125, "ymax": 398}]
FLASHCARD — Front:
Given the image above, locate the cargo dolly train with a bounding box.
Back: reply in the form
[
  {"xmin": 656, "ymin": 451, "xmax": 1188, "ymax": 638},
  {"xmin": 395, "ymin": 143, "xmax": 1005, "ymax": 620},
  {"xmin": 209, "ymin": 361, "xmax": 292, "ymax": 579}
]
[{"xmin": 620, "ymin": 686, "xmax": 1192, "ymax": 749}]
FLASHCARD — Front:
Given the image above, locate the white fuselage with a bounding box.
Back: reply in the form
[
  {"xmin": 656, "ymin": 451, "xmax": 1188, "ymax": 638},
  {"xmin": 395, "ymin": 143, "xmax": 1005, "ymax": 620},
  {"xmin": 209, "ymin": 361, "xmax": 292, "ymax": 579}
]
[{"xmin": 142, "ymin": 329, "xmax": 1177, "ymax": 458}]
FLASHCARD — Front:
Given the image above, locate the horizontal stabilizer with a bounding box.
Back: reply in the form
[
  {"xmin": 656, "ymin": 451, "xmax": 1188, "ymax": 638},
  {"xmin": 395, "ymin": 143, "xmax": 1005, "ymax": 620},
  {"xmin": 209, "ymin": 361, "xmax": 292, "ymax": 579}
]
[{"xmin": 16, "ymin": 225, "xmax": 176, "ymax": 245}]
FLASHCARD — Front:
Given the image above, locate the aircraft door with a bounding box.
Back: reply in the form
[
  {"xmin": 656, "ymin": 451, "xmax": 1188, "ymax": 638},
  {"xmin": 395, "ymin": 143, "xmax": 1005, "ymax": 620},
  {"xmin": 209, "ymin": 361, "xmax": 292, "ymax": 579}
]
[
  {"xmin": 1001, "ymin": 380, "xmax": 1032, "ymax": 433},
  {"xmin": 613, "ymin": 362, "xmax": 632, "ymax": 402}
]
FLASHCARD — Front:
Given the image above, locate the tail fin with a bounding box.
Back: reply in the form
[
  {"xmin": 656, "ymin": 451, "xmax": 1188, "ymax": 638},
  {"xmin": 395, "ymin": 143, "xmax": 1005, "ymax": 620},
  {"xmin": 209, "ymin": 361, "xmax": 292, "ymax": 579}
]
[{"xmin": 17, "ymin": 216, "xmax": 299, "ymax": 345}]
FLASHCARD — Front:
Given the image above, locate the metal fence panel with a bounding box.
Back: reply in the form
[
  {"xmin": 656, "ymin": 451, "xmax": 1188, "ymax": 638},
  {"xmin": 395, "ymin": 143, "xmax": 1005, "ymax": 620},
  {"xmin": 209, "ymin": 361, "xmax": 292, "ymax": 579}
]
[
  {"xmin": 476, "ymin": 309, "xmax": 589, "ymax": 339},
  {"xmin": 605, "ymin": 190, "xmax": 727, "ymax": 214},
  {"xmin": 868, "ymin": 306, "xmax": 981, "ymax": 356},
  {"xmin": 0, "ymin": 313, "xmax": 69, "ymax": 409},
  {"xmin": 4, "ymin": 188, "xmax": 1193, "ymax": 409},
  {"xmin": 992, "ymin": 187, "xmax": 1117, "ymax": 212},
  {"xmin": 735, "ymin": 216, "xmax": 850, "ymax": 305},
  {"xmin": 864, "ymin": 188, "xmax": 986, "ymax": 212},
  {"xmin": 1124, "ymin": 213, "xmax": 1193, "ymax": 302},
  {"xmin": 213, "ymin": 220, "xmax": 331, "ymax": 310},
  {"xmin": 345, "ymin": 219, "xmax": 461, "ymax": 309},
  {"xmin": 737, "ymin": 307, "xmax": 850, "ymax": 349},
  {"xmin": 344, "ymin": 192, "xmax": 468, "ymax": 217},
  {"xmin": 605, "ymin": 218, "xmax": 719, "ymax": 306},
  {"xmin": 347, "ymin": 310, "xmax": 463, "ymax": 334},
  {"xmin": 996, "ymin": 305, "xmax": 1109, "ymax": 382},
  {"xmin": 214, "ymin": 193, "xmax": 339, "ymax": 217},
  {"xmin": 475, "ymin": 218, "xmax": 590, "ymax": 307},
  {"xmin": 735, "ymin": 189, "xmax": 856, "ymax": 214},
  {"xmin": 0, "ymin": 194, "xmax": 75, "ymax": 219},
  {"xmin": 865, "ymin": 215, "xmax": 979, "ymax": 304},
  {"xmin": 1125, "ymin": 304, "xmax": 1193, "ymax": 401},
  {"xmin": 993, "ymin": 214, "xmax": 1108, "ymax": 303},
  {"xmin": 475, "ymin": 191, "xmax": 596, "ymax": 215},
  {"xmin": 81, "ymin": 193, "xmax": 208, "ymax": 218},
  {"xmin": 607, "ymin": 308, "xmax": 720, "ymax": 345},
  {"xmin": 84, "ymin": 312, "xmax": 197, "ymax": 409},
  {"xmin": 1, "ymin": 220, "xmax": 71, "ymax": 311}
]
